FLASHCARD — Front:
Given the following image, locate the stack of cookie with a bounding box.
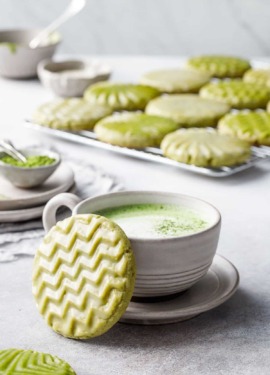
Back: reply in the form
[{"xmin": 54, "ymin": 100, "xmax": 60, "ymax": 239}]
[{"xmin": 32, "ymin": 55, "xmax": 270, "ymax": 168}]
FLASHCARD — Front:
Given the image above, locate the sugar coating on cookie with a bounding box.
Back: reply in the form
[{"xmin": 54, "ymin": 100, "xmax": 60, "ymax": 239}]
[
  {"xmin": 0, "ymin": 348, "xmax": 76, "ymax": 375},
  {"xmin": 32, "ymin": 214, "xmax": 136, "ymax": 339},
  {"xmin": 145, "ymin": 94, "xmax": 230, "ymax": 127},
  {"xmin": 94, "ymin": 113, "xmax": 179, "ymax": 148},
  {"xmin": 84, "ymin": 82, "xmax": 160, "ymax": 111},
  {"xmin": 218, "ymin": 111, "xmax": 270, "ymax": 146},
  {"xmin": 200, "ymin": 80, "xmax": 270, "ymax": 110},
  {"xmin": 244, "ymin": 69, "xmax": 270, "ymax": 88},
  {"xmin": 32, "ymin": 98, "xmax": 112, "ymax": 130},
  {"xmin": 186, "ymin": 55, "xmax": 251, "ymax": 78},
  {"xmin": 161, "ymin": 128, "xmax": 251, "ymax": 167},
  {"xmin": 140, "ymin": 68, "xmax": 211, "ymax": 93}
]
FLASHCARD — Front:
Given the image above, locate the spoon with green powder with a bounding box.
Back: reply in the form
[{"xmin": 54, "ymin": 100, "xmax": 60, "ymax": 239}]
[
  {"xmin": 29, "ymin": 0, "xmax": 86, "ymax": 49},
  {"xmin": 0, "ymin": 140, "xmax": 27, "ymax": 163}
]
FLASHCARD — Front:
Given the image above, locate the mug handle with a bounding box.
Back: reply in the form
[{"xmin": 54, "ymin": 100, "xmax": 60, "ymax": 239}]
[{"xmin": 42, "ymin": 193, "xmax": 81, "ymax": 233}]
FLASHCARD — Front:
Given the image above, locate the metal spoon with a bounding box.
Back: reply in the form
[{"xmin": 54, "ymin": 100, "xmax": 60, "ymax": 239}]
[
  {"xmin": 0, "ymin": 140, "xmax": 27, "ymax": 163},
  {"xmin": 29, "ymin": 0, "xmax": 86, "ymax": 49}
]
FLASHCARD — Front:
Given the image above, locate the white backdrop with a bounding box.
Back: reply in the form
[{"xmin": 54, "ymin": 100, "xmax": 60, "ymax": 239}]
[{"xmin": 0, "ymin": 0, "xmax": 269, "ymax": 56}]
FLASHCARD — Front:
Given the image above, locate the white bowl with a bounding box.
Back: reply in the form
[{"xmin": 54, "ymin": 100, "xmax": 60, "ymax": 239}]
[
  {"xmin": 0, "ymin": 147, "xmax": 61, "ymax": 188},
  {"xmin": 37, "ymin": 59, "xmax": 111, "ymax": 97},
  {"xmin": 43, "ymin": 191, "xmax": 221, "ymax": 298},
  {"xmin": 0, "ymin": 29, "xmax": 60, "ymax": 78}
]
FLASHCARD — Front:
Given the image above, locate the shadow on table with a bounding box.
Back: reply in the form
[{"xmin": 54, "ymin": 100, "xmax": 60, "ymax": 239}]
[
  {"xmin": 121, "ymin": 152, "xmax": 270, "ymax": 186},
  {"xmin": 198, "ymin": 163, "xmax": 270, "ymax": 187},
  {"xmin": 217, "ymin": 163, "xmax": 270, "ymax": 186},
  {"xmin": 81, "ymin": 288, "xmax": 265, "ymax": 349}
]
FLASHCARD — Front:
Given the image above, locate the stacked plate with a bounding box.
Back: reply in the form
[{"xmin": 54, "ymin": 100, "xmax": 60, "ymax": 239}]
[{"xmin": 0, "ymin": 163, "xmax": 75, "ymax": 222}]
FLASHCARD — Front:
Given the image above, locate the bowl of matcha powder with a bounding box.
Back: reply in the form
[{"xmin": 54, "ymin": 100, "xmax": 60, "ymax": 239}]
[{"xmin": 0, "ymin": 147, "xmax": 61, "ymax": 188}]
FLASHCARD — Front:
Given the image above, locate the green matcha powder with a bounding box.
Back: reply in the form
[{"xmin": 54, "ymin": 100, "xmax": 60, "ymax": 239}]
[
  {"xmin": 155, "ymin": 218, "xmax": 207, "ymax": 237},
  {"xmin": 0, "ymin": 155, "xmax": 56, "ymax": 168}
]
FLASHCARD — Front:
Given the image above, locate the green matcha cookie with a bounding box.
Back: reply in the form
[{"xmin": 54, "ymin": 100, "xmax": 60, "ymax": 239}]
[
  {"xmin": 0, "ymin": 348, "xmax": 76, "ymax": 375},
  {"xmin": 218, "ymin": 111, "xmax": 270, "ymax": 145},
  {"xmin": 94, "ymin": 113, "xmax": 178, "ymax": 148},
  {"xmin": 186, "ymin": 55, "xmax": 251, "ymax": 78},
  {"xmin": 200, "ymin": 80, "xmax": 270, "ymax": 109},
  {"xmin": 32, "ymin": 98, "xmax": 112, "ymax": 130},
  {"xmin": 140, "ymin": 68, "xmax": 210, "ymax": 93},
  {"xmin": 244, "ymin": 69, "xmax": 270, "ymax": 88},
  {"xmin": 84, "ymin": 82, "xmax": 160, "ymax": 111},
  {"xmin": 32, "ymin": 214, "xmax": 136, "ymax": 339},
  {"xmin": 145, "ymin": 94, "xmax": 230, "ymax": 127},
  {"xmin": 161, "ymin": 128, "xmax": 251, "ymax": 167}
]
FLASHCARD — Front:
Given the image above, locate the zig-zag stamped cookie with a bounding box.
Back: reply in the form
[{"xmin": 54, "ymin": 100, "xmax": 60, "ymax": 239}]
[{"xmin": 32, "ymin": 214, "xmax": 136, "ymax": 339}]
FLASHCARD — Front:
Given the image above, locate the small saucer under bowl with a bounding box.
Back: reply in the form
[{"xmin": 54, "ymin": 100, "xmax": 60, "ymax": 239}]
[
  {"xmin": 120, "ymin": 254, "xmax": 239, "ymax": 325},
  {"xmin": 0, "ymin": 183, "xmax": 76, "ymax": 223}
]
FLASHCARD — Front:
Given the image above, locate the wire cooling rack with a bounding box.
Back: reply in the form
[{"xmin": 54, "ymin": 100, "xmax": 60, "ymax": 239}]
[{"xmin": 25, "ymin": 121, "xmax": 270, "ymax": 178}]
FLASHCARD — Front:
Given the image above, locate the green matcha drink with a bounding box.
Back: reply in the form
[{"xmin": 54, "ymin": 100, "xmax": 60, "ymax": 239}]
[{"xmin": 96, "ymin": 204, "xmax": 209, "ymax": 239}]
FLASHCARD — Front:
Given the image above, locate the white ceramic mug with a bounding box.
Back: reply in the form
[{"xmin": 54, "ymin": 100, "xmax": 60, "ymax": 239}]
[{"xmin": 43, "ymin": 191, "xmax": 221, "ymax": 298}]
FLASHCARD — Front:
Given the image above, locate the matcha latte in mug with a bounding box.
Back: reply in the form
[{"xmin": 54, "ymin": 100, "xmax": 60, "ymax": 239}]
[
  {"xmin": 43, "ymin": 191, "xmax": 221, "ymax": 298},
  {"xmin": 95, "ymin": 204, "xmax": 209, "ymax": 239}
]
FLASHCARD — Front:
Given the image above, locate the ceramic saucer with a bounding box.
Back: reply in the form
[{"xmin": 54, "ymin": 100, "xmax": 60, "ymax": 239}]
[
  {"xmin": 0, "ymin": 183, "xmax": 76, "ymax": 223},
  {"xmin": 0, "ymin": 163, "xmax": 74, "ymax": 211},
  {"xmin": 120, "ymin": 254, "xmax": 239, "ymax": 325}
]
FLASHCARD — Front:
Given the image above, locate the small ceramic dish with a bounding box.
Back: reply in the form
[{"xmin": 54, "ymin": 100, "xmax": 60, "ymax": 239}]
[
  {"xmin": 0, "ymin": 29, "xmax": 60, "ymax": 79},
  {"xmin": 0, "ymin": 147, "xmax": 61, "ymax": 188},
  {"xmin": 42, "ymin": 191, "xmax": 221, "ymax": 298},
  {"xmin": 37, "ymin": 59, "xmax": 111, "ymax": 97}
]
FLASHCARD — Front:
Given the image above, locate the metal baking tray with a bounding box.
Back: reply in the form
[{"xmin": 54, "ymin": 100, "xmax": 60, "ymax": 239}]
[{"xmin": 25, "ymin": 121, "xmax": 270, "ymax": 178}]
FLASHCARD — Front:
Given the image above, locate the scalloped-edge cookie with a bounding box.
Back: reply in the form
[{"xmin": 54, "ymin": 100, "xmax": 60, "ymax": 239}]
[
  {"xmin": 32, "ymin": 98, "xmax": 112, "ymax": 130},
  {"xmin": 94, "ymin": 113, "xmax": 178, "ymax": 148},
  {"xmin": 244, "ymin": 69, "xmax": 270, "ymax": 88},
  {"xmin": 161, "ymin": 128, "xmax": 251, "ymax": 167},
  {"xmin": 0, "ymin": 348, "xmax": 76, "ymax": 375},
  {"xmin": 200, "ymin": 80, "xmax": 270, "ymax": 109},
  {"xmin": 140, "ymin": 68, "xmax": 211, "ymax": 93},
  {"xmin": 32, "ymin": 214, "xmax": 136, "ymax": 339},
  {"xmin": 145, "ymin": 94, "xmax": 230, "ymax": 127},
  {"xmin": 218, "ymin": 111, "xmax": 270, "ymax": 146},
  {"xmin": 186, "ymin": 55, "xmax": 251, "ymax": 78},
  {"xmin": 84, "ymin": 82, "xmax": 160, "ymax": 111}
]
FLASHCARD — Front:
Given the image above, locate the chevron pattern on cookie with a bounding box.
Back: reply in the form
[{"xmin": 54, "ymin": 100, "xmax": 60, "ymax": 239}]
[
  {"xmin": 200, "ymin": 80, "xmax": 270, "ymax": 109},
  {"xmin": 32, "ymin": 214, "xmax": 136, "ymax": 339},
  {"xmin": 0, "ymin": 348, "xmax": 76, "ymax": 375},
  {"xmin": 32, "ymin": 98, "xmax": 112, "ymax": 130}
]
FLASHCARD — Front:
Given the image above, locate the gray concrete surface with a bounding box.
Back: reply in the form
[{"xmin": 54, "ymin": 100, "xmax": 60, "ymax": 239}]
[{"xmin": 0, "ymin": 56, "xmax": 270, "ymax": 375}]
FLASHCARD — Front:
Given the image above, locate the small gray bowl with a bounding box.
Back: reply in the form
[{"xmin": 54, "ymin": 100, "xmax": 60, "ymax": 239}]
[
  {"xmin": 37, "ymin": 59, "xmax": 111, "ymax": 97},
  {"xmin": 0, "ymin": 148, "xmax": 61, "ymax": 188},
  {"xmin": 0, "ymin": 29, "xmax": 61, "ymax": 79}
]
